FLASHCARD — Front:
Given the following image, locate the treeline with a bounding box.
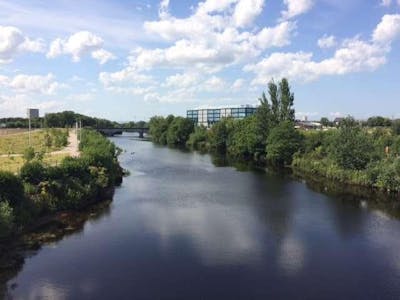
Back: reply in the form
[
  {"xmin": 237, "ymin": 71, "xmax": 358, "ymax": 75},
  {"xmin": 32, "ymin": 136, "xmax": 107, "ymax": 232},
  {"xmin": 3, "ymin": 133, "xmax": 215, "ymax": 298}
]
[
  {"xmin": 0, "ymin": 130, "xmax": 122, "ymax": 238},
  {"xmin": 150, "ymin": 78, "xmax": 301, "ymax": 166},
  {"xmin": 1, "ymin": 111, "xmax": 147, "ymax": 129},
  {"xmin": 149, "ymin": 78, "xmax": 400, "ymax": 194},
  {"xmin": 293, "ymin": 119, "xmax": 400, "ymax": 192}
]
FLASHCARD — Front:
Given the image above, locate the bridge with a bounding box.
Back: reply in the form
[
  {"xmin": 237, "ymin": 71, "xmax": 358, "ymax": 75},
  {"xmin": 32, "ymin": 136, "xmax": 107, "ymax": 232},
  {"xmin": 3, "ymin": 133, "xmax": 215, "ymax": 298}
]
[{"xmin": 96, "ymin": 127, "xmax": 149, "ymax": 138}]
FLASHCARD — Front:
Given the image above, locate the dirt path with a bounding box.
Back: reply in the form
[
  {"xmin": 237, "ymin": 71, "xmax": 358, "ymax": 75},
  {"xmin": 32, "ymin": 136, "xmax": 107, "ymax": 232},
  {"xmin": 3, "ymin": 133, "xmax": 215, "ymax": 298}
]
[{"xmin": 51, "ymin": 130, "xmax": 80, "ymax": 157}]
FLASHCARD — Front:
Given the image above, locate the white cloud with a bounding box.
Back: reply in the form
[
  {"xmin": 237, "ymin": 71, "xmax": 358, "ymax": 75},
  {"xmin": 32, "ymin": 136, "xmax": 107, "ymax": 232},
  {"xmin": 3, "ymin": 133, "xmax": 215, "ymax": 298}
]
[
  {"xmin": 0, "ymin": 73, "xmax": 62, "ymax": 95},
  {"xmin": 0, "ymin": 25, "xmax": 45, "ymax": 64},
  {"xmin": 99, "ymin": 67, "xmax": 153, "ymax": 87},
  {"xmin": 91, "ymin": 49, "xmax": 116, "ymax": 64},
  {"xmin": 0, "ymin": 94, "xmax": 64, "ymax": 117},
  {"xmin": 281, "ymin": 0, "xmax": 314, "ymax": 20},
  {"xmin": 372, "ymin": 14, "xmax": 400, "ymax": 44},
  {"xmin": 203, "ymin": 76, "xmax": 226, "ymax": 91},
  {"xmin": 47, "ymin": 31, "xmax": 114, "ymax": 64},
  {"xmin": 233, "ymin": 0, "xmax": 265, "ymax": 28},
  {"xmin": 67, "ymin": 93, "xmax": 94, "ymax": 102},
  {"xmin": 317, "ymin": 35, "xmax": 337, "ymax": 48},
  {"xmin": 381, "ymin": 0, "xmax": 392, "ymax": 6},
  {"xmin": 231, "ymin": 78, "xmax": 245, "ymax": 90},
  {"xmin": 164, "ymin": 72, "xmax": 199, "ymax": 88},
  {"xmin": 245, "ymin": 14, "xmax": 400, "ymax": 84},
  {"xmin": 140, "ymin": 0, "xmax": 294, "ymax": 73}
]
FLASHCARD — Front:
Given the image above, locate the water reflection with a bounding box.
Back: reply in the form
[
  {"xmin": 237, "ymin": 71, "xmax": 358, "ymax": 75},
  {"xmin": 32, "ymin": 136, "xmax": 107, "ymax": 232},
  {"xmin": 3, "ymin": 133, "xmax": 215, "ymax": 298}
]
[
  {"xmin": 4, "ymin": 136, "xmax": 400, "ymax": 299},
  {"xmin": 136, "ymin": 201, "xmax": 264, "ymax": 266}
]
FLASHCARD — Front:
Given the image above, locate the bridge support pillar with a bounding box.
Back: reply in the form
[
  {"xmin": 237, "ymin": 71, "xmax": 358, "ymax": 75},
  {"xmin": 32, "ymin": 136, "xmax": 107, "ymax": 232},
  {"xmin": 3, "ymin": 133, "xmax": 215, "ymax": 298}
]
[{"xmin": 139, "ymin": 131, "xmax": 144, "ymax": 138}]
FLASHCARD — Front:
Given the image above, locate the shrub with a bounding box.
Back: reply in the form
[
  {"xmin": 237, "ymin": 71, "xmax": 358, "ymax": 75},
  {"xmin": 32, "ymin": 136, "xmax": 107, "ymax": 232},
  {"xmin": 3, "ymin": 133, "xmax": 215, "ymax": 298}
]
[
  {"xmin": 266, "ymin": 121, "xmax": 303, "ymax": 166},
  {"xmin": 0, "ymin": 201, "xmax": 14, "ymax": 237},
  {"xmin": 23, "ymin": 146, "xmax": 35, "ymax": 162},
  {"xmin": 0, "ymin": 171, "xmax": 25, "ymax": 207},
  {"xmin": 20, "ymin": 161, "xmax": 47, "ymax": 185}
]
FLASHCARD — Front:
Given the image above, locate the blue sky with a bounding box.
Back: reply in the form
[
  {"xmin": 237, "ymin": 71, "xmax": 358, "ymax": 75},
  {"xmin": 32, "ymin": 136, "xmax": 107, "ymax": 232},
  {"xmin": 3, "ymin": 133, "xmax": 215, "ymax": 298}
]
[{"xmin": 0, "ymin": 0, "xmax": 399, "ymax": 121}]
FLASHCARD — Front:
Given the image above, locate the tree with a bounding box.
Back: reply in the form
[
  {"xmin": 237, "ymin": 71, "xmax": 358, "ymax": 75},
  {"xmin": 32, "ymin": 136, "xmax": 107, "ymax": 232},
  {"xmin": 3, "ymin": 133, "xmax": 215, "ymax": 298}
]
[
  {"xmin": 266, "ymin": 121, "xmax": 303, "ymax": 166},
  {"xmin": 228, "ymin": 116, "xmax": 259, "ymax": 158},
  {"xmin": 208, "ymin": 118, "xmax": 233, "ymax": 153},
  {"xmin": 166, "ymin": 117, "xmax": 194, "ymax": 146},
  {"xmin": 279, "ymin": 78, "xmax": 295, "ymax": 123},
  {"xmin": 331, "ymin": 117, "xmax": 373, "ymax": 170},
  {"xmin": 320, "ymin": 117, "xmax": 330, "ymax": 127},
  {"xmin": 187, "ymin": 125, "xmax": 208, "ymax": 150},
  {"xmin": 255, "ymin": 92, "xmax": 272, "ymax": 147}
]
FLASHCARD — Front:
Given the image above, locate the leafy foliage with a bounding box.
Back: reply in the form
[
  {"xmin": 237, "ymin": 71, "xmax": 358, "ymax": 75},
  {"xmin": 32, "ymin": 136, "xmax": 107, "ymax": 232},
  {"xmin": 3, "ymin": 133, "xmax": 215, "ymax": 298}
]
[{"xmin": 266, "ymin": 121, "xmax": 303, "ymax": 165}]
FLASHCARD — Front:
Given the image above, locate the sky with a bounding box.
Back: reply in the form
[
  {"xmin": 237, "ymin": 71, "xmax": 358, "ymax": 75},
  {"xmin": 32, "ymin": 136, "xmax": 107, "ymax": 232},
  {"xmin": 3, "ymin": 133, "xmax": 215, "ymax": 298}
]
[{"xmin": 0, "ymin": 0, "xmax": 400, "ymax": 121}]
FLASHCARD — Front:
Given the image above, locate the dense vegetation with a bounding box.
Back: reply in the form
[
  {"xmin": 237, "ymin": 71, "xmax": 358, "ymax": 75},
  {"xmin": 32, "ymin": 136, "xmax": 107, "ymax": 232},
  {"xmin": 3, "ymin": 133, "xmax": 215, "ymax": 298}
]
[
  {"xmin": 149, "ymin": 78, "xmax": 400, "ymax": 194},
  {"xmin": 0, "ymin": 130, "xmax": 122, "ymax": 238}
]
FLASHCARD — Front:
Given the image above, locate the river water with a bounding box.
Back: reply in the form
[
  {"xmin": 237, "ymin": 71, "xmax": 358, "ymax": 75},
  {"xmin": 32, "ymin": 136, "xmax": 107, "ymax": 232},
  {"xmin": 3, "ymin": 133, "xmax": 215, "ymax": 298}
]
[{"xmin": 5, "ymin": 134, "xmax": 400, "ymax": 299}]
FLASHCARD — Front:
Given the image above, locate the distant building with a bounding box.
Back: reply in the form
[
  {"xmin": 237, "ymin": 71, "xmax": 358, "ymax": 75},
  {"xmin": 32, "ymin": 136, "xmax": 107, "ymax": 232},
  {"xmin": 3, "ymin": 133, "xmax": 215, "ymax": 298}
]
[
  {"xmin": 187, "ymin": 105, "xmax": 257, "ymax": 127},
  {"xmin": 27, "ymin": 108, "xmax": 39, "ymax": 119},
  {"xmin": 295, "ymin": 120, "xmax": 322, "ymax": 130},
  {"xmin": 334, "ymin": 117, "xmax": 344, "ymax": 126}
]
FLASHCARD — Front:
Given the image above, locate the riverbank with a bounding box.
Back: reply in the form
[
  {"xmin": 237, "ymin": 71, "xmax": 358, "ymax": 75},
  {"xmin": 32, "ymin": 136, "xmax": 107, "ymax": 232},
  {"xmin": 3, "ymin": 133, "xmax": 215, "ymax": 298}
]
[
  {"xmin": 0, "ymin": 129, "xmax": 123, "ymax": 240},
  {"xmin": 0, "ymin": 199, "xmax": 113, "ymax": 299}
]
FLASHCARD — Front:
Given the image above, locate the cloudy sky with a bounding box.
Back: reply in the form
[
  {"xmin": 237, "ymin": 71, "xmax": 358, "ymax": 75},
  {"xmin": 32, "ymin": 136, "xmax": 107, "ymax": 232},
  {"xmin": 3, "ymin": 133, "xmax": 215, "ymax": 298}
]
[{"xmin": 0, "ymin": 0, "xmax": 399, "ymax": 121}]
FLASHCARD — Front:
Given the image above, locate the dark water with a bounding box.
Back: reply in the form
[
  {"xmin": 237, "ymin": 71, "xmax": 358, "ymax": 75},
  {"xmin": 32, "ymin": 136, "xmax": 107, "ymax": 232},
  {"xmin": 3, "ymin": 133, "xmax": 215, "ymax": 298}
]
[{"xmin": 5, "ymin": 134, "xmax": 400, "ymax": 299}]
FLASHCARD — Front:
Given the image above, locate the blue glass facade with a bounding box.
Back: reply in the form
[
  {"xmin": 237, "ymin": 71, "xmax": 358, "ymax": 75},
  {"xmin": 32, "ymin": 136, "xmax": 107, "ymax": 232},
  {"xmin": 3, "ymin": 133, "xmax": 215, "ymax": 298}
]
[{"xmin": 186, "ymin": 106, "xmax": 257, "ymax": 127}]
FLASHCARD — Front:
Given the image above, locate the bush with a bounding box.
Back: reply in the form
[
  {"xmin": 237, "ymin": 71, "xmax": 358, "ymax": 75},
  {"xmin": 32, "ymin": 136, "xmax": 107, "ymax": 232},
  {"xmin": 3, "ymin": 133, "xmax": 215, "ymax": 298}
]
[
  {"xmin": 166, "ymin": 117, "xmax": 194, "ymax": 146},
  {"xmin": 0, "ymin": 201, "xmax": 14, "ymax": 237},
  {"xmin": 266, "ymin": 121, "xmax": 303, "ymax": 166},
  {"xmin": 0, "ymin": 171, "xmax": 25, "ymax": 207},
  {"xmin": 187, "ymin": 126, "xmax": 208, "ymax": 150},
  {"xmin": 331, "ymin": 119, "xmax": 373, "ymax": 170},
  {"xmin": 23, "ymin": 146, "xmax": 35, "ymax": 162},
  {"xmin": 20, "ymin": 161, "xmax": 47, "ymax": 185}
]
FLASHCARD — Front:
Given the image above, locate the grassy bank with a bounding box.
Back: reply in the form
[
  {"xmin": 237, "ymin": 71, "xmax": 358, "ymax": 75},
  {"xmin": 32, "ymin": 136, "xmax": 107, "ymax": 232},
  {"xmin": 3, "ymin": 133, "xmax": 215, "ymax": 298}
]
[
  {"xmin": 0, "ymin": 154, "xmax": 69, "ymax": 173},
  {"xmin": 0, "ymin": 130, "xmax": 123, "ymax": 239},
  {"xmin": 0, "ymin": 129, "xmax": 68, "ymax": 155}
]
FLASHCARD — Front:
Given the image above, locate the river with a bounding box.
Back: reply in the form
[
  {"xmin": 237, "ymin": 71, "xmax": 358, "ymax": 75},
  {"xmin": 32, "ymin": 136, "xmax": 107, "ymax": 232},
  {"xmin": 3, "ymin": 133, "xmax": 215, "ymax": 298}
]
[{"xmin": 5, "ymin": 133, "xmax": 400, "ymax": 299}]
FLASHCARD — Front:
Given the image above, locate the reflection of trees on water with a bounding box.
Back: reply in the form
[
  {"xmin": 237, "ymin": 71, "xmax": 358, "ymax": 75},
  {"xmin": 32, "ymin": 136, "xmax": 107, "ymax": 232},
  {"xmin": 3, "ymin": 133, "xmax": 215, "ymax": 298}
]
[
  {"xmin": 0, "ymin": 200, "xmax": 112, "ymax": 298},
  {"xmin": 297, "ymin": 172, "xmax": 400, "ymax": 221}
]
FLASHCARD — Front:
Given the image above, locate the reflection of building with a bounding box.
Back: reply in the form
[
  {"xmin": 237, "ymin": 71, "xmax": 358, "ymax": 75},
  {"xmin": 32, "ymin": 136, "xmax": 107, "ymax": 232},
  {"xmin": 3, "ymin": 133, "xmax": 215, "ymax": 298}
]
[{"xmin": 187, "ymin": 105, "xmax": 257, "ymax": 127}]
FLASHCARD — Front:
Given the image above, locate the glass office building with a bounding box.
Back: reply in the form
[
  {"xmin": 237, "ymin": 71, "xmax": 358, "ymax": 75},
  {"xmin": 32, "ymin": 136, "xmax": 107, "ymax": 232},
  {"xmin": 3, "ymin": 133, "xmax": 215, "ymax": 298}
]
[{"xmin": 187, "ymin": 105, "xmax": 257, "ymax": 127}]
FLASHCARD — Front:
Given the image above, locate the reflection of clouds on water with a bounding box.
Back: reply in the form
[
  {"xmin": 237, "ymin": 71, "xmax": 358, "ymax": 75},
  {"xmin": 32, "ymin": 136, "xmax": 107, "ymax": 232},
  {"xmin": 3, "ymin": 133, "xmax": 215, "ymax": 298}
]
[
  {"xmin": 365, "ymin": 214, "xmax": 400, "ymax": 275},
  {"xmin": 278, "ymin": 236, "xmax": 305, "ymax": 276},
  {"xmin": 23, "ymin": 280, "xmax": 68, "ymax": 300},
  {"xmin": 137, "ymin": 201, "xmax": 264, "ymax": 266}
]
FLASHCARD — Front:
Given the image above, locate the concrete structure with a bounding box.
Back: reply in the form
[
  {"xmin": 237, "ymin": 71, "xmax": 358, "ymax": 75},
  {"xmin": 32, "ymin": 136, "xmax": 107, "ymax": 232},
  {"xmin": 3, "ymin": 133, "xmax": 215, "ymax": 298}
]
[
  {"xmin": 27, "ymin": 108, "xmax": 39, "ymax": 119},
  {"xmin": 187, "ymin": 105, "xmax": 257, "ymax": 127}
]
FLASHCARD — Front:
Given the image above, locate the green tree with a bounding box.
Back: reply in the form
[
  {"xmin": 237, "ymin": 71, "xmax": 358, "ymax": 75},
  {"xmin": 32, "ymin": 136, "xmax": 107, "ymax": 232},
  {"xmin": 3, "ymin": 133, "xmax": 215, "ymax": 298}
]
[
  {"xmin": 187, "ymin": 125, "xmax": 208, "ymax": 150},
  {"xmin": 266, "ymin": 121, "xmax": 303, "ymax": 166},
  {"xmin": 255, "ymin": 91, "xmax": 272, "ymax": 147},
  {"xmin": 320, "ymin": 117, "xmax": 330, "ymax": 127},
  {"xmin": 208, "ymin": 118, "xmax": 233, "ymax": 153},
  {"xmin": 331, "ymin": 117, "xmax": 373, "ymax": 170},
  {"xmin": 166, "ymin": 117, "xmax": 194, "ymax": 146},
  {"xmin": 279, "ymin": 78, "xmax": 295, "ymax": 123},
  {"xmin": 228, "ymin": 116, "xmax": 259, "ymax": 158}
]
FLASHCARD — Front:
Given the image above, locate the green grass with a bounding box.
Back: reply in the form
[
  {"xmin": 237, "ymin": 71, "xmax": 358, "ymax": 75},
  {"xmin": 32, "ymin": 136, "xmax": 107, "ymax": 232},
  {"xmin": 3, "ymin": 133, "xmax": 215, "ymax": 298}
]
[
  {"xmin": 0, "ymin": 153, "xmax": 69, "ymax": 173},
  {"xmin": 0, "ymin": 129, "xmax": 67, "ymax": 155}
]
